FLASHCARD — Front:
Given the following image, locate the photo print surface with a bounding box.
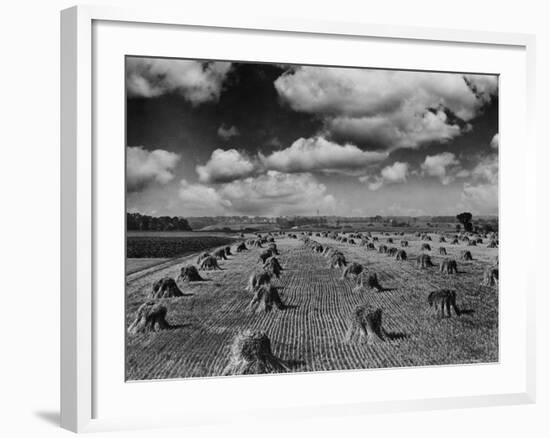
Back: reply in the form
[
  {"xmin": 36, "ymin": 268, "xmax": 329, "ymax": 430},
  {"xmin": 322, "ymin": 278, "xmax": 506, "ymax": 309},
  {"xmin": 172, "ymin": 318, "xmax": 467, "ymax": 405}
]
[{"xmin": 125, "ymin": 57, "xmax": 499, "ymax": 380}]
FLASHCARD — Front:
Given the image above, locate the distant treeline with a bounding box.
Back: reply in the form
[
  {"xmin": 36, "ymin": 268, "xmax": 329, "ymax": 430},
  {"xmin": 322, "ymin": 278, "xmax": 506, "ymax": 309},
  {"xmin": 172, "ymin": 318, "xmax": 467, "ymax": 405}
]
[
  {"xmin": 431, "ymin": 216, "xmax": 457, "ymax": 223},
  {"xmin": 127, "ymin": 212, "xmax": 192, "ymax": 231}
]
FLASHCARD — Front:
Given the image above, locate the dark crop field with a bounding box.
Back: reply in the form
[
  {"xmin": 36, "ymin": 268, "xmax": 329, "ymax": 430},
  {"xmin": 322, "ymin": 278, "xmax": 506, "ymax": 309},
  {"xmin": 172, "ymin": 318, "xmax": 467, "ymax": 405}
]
[{"xmin": 127, "ymin": 235, "xmax": 237, "ymax": 258}]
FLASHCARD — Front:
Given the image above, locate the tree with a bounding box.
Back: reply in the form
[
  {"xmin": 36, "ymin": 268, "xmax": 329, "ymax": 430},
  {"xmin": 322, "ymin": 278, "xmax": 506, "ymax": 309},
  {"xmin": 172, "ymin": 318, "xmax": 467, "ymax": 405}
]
[
  {"xmin": 126, "ymin": 212, "xmax": 192, "ymax": 231},
  {"xmin": 456, "ymin": 212, "xmax": 473, "ymax": 232},
  {"xmin": 479, "ymin": 222, "xmax": 497, "ymax": 234}
]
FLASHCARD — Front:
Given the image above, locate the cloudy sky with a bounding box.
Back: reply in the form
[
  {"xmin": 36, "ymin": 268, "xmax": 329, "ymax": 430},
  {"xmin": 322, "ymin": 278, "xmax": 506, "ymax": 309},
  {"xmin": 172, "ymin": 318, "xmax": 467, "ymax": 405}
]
[{"xmin": 126, "ymin": 57, "xmax": 498, "ymax": 217}]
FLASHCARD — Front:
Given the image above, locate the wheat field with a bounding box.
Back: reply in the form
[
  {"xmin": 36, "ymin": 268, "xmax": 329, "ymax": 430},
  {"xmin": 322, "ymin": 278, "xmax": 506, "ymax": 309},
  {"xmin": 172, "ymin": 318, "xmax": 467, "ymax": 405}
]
[{"xmin": 126, "ymin": 232, "xmax": 498, "ymax": 380}]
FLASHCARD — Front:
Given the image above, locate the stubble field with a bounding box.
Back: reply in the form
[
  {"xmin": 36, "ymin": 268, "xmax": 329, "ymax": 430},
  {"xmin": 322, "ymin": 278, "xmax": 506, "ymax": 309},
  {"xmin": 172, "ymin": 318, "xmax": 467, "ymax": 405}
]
[{"xmin": 126, "ymin": 232, "xmax": 498, "ymax": 380}]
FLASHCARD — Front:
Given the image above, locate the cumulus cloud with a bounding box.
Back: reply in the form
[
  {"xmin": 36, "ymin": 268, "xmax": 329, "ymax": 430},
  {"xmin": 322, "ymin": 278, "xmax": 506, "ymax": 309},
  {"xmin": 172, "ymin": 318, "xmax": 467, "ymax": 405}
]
[
  {"xmin": 126, "ymin": 58, "xmax": 231, "ymax": 104},
  {"xmin": 179, "ymin": 171, "xmax": 336, "ymax": 216},
  {"xmin": 365, "ymin": 179, "xmax": 384, "ymax": 191},
  {"xmin": 220, "ymin": 171, "xmax": 336, "ymax": 215},
  {"xmin": 380, "ymin": 161, "xmax": 409, "ymax": 183},
  {"xmin": 490, "ymin": 133, "xmax": 499, "ymax": 149},
  {"xmin": 127, "ymin": 146, "xmax": 180, "ymax": 192},
  {"xmin": 217, "ymin": 124, "xmax": 239, "ymax": 140},
  {"xmin": 470, "ymin": 155, "xmax": 498, "ymax": 185},
  {"xmin": 196, "ymin": 136, "xmax": 388, "ymax": 183},
  {"xmin": 360, "ymin": 161, "xmax": 409, "ymax": 191},
  {"xmin": 458, "ymin": 132, "xmax": 498, "ymax": 214},
  {"xmin": 259, "ymin": 136, "xmax": 387, "ymax": 175},
  {"xmin": 196, "ymin": 149, "xmax": 257, "ymax": 183},
  {"xmin": 461, "ymin": 152, "xmax": 498, "ymax": 213},
  {"xmin": 327, "ymin": 107, "xmax": 464, "ymax": 150},
  {"xmin": 461, "ymin": 182, "xmax": 498, "ymax": 214},
  {"xmin": 420, "ymin": 152, "xmax": 466, "ymax": 185},
  {"xmin": 179, "ymin": 180, "xmax": 232, "ymax": 215},
  {"xmin": 274, "ymin": 67, "xmax": 497, "ymax": 150},
  {"xmin": 465, "ymin": 75, "xmax": 499, "ymax": 103}
]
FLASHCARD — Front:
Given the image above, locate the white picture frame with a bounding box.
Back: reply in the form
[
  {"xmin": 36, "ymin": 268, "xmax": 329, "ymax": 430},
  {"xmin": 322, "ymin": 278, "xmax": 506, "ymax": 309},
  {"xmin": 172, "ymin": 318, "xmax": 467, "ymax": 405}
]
[{"xmin": 60, "ymin": 4, "xmax": 536, "ymax": 433}]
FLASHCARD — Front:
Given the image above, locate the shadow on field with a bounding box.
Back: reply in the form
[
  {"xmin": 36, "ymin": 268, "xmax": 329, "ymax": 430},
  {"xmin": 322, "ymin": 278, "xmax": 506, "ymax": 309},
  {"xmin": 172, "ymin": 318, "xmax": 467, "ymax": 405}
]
[
  {"xmin": 352, "ymin": 284, "xmax": 397, "ymax": 294},
  {"xmin": 427, "ymin": 308, "xmax": 475, "ymax": 319},
  {"xmin": 384, "ymin": 331, "xmax": 409, "ymax": 341},
  {"xmin": 452, "ymin": 270, "xmax": 472, "ymax": 276},
  {"xmin": 179, "ymin": 292, "xmax": 195, "ymax": 297},
  {"xmin": 281, "ymin": 303, "xmax": 299, "ymax": 310},
  {"xmin": 283, "ymin": 358, "xmax": 307, "ymax": 370}
]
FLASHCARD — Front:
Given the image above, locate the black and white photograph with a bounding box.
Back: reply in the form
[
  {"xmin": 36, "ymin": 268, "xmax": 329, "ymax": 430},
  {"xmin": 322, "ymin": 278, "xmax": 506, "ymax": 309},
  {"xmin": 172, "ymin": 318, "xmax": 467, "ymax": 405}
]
[
  {"xmin": 125, "ymin": 57, "xmax": 499, "ymax": 380},
  {"xmin": 2, "ymin": 0, "xmax": 547, "ymax": 435}
]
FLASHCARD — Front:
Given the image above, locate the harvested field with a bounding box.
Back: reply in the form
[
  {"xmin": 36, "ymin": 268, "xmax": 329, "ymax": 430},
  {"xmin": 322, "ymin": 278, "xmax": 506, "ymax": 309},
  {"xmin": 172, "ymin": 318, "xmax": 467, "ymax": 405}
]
[
  {"xmin": 125, "ymin": 61, "xmax": 500, "ymax": 382},
  {"xmin": 126, "ymin": 232, "xmax": 498, "ymax": 380}
]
